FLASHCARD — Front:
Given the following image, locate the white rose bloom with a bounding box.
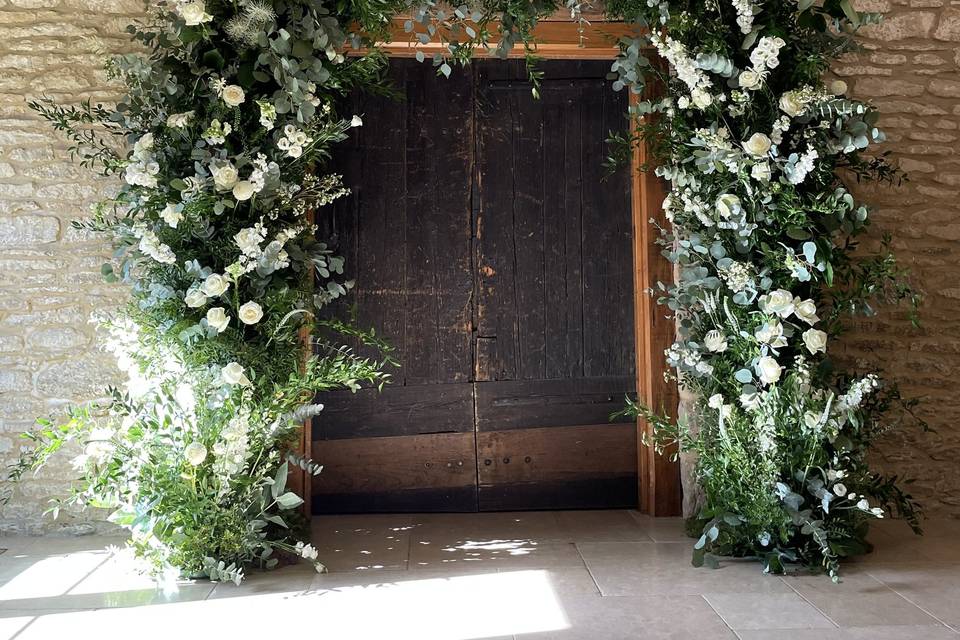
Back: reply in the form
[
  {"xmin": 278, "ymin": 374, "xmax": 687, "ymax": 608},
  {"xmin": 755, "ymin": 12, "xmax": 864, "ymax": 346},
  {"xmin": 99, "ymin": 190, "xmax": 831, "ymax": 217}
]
[
  {"xmin": 803, "ymin": 328, "xmax": 828, "ymax": 354},
  {"xmin": 287, "ymin": 145, "xmax": 303, "ymax": 159},
  {"xmin": 738, "ymin": 70, "xmax": 762, "ymax": 90},
  {"xmin": 201, "ymin": 273, "xmax": 230, "ymax": 297},
  {"xmin": 691, "ymin": 88, "xmax": 713, "ymax": 109},
  {"xmin": 178, "ymin": 1, "xmax": 212, "ymax": 26},
  {"xmin": 211, "ymin": 163, "xmax": 239, "ymax": 191},
  {"xmin": 184, "ymin": 442, "xmax": 207, "ymax": 466},
  {"xmin": 160, "ymin": 203, "xmax": 182, "ymax": 228},
  {"xmin": 235, "ymin": 228, "xmax": 263, "ymax": 255},
  {"xmin": 184, "ymin": 288, "xmax": 208, "ymax": 308},
  {"xmin": 742, "ymin": 132, "xmax": 772, "ymax": 157},
  {"xmin": 830, "ymin": 80, "xmax": 848, "ymax": 95},
  {"xmin": 238, "ymin": 301, "xmax": 264, "ymax": 325},
  {"xmin": 206, "ymin": 307, "xmax": 231, "ymax": 333},
  {"xmin": 759, "ymin": 289, "xmax": 795, "ymax": 318},
  {"xmin": 350, "ymin": 115, "xmax": 363, "ymax": 127},
  {"xmin": 715, "ymin": 194, "xmax": 741, "ymax": 219},
  {"xmin": 221, "ymin": 84, "xmax": 246, "ymax": 107},
  {"xmin": 232, "ymin": 180, "xmax": 256, "ymax": 201},
  {"xmin": 756, "ymin": 356, "xmax": 782, "ymax": 385},
  {"xmin": 755, "ymin": 320, "xmax": 787, "ymax": 347},
  {"xmin": 778, "ymin": 91, "xmax": 805, "ymax": 117},
  {"xmin": 751, "ymin": 162, "xmax": 771, "ymax": 182},
  {"xmin": 221, "ymin": 361, "xmax": 251, "ymax": 386},
  {"xmin": 833, "ymin": 482, "xmax": 848, "ymax": 497},
  {"xmin": 708, "ymin": 393, "xmax": 724, "ymax": 409},
  {"xmin": 703, "ymin": 329, "xmax": 728, "ymax": 353},
  {"xmin": 794, "ymin": 298, "xmax": 820, "ymax": 325}
]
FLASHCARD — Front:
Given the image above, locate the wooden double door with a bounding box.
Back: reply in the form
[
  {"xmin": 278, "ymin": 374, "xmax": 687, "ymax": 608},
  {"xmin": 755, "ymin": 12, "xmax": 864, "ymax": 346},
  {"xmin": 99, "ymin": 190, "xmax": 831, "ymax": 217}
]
[{"xmin": 313, "ymin": 59, "xmax": 638, "ymax": 513}]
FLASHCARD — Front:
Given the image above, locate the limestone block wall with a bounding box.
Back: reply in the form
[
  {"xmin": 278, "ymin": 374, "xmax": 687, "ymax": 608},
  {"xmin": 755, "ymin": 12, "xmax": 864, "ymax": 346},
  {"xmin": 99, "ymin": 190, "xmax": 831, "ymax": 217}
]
[{"xmin": 0, "ymin": 0, "xmax": 957, "ymax": 533}]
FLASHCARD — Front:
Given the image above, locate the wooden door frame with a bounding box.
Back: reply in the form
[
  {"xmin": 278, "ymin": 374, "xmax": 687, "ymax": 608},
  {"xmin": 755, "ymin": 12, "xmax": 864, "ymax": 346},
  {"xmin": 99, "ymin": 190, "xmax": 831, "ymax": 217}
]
[{"xmin": 303, "ymin": 18, "xmax": 681, "ymax": 517}]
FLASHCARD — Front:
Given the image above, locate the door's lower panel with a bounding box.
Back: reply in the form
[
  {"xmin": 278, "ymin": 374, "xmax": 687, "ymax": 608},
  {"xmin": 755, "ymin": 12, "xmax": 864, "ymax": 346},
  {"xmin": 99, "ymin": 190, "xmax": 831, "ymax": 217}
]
[
  {"xmin": 311, "ymin": 432, "xmax": 478, "ymax": 513},
  {"xmin": 476, "ymin": 423, "xmax": 638, "ymax": 510}
]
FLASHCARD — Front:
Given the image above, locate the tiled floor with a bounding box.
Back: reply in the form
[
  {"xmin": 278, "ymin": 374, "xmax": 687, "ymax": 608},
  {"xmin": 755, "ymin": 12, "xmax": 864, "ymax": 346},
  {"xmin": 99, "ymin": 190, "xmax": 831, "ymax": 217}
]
[{"xmin": 0, "ymin": 511, "xmax": 958, "ymax": 639}]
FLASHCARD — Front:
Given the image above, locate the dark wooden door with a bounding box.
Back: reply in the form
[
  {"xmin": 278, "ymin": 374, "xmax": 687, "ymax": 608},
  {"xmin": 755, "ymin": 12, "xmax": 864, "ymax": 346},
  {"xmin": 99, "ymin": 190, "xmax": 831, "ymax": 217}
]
[{"xmin": 313, "ymin": 59, "xmax": 637, "ymax": 514}]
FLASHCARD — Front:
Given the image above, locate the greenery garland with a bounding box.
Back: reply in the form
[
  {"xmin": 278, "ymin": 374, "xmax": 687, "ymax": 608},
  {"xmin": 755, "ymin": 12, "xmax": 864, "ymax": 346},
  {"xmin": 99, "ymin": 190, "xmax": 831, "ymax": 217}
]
[{"xmin": 8, "ymin": 0, "xmax": 921, "ymax": 583}]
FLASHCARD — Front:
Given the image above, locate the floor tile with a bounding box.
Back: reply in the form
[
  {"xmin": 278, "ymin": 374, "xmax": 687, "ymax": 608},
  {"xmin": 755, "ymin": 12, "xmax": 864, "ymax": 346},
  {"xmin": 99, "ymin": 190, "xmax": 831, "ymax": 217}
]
[
  {"xmin": 736, "ymin": 624, "xmax": 960, "ymax": 640},
  {"xmin": 553, "ymin": 510, "xmax": 653, "ymax": 542},
  {"xmin": 627, "ymin": 513, "xmax": 692, "ymax": 542},
  {"xmin": 704, "ymin": 592, "xmax": 835, "ymax": 630},
  {"xmin": 578, "ymin": 541, "xmax": 794, "ymax": 596},
  {"xmin": 410, "ymin": 538, "xmax": 584, "ymax": 571},
  {"xmin": 311, "ymin": 514, "xmax": 413, "ymax": 572},
  {"xmin": 783, "ymin": 571, "xmax": 941, "ymax": 627},
  {"xmin": 520, "ymin": 594, "xmax": 736, "ymax": 639},
  {"xmin": 500, "ymin": 566, "xmax": 601, "ymax": 595},
  {"xmin": 866, "ymin": 563, "xmax": 960, "ymax": 628}
]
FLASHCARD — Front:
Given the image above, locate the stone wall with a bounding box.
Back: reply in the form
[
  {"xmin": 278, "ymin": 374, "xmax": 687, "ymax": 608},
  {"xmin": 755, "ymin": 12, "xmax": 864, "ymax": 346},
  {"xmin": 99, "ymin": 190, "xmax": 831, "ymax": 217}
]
[{"xmin": 0, "ymin": 1, "xmax": 958, "ymax": 533}]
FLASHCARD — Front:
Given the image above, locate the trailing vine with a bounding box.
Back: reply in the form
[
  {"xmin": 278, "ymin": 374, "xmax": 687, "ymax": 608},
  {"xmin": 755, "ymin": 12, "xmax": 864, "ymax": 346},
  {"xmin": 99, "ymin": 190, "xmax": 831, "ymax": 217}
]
[{"xmin": 6, "ymin": 0, "xmax": 920, "ymax": 584}]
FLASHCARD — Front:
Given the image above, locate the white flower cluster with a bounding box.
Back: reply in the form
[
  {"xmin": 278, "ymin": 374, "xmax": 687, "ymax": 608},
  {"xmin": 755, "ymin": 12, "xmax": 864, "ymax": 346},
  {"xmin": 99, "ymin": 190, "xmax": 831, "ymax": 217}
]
[
  {"xmin": 651, "ymin": 34, "xmax": 714, "ymax": 109},
  {"xmin": 749, "ymin": 36, "xmax": 785, "ymax": 70},
  {"xmin": 132, "ymin": 222, "xmax": 177, "ymax": 264},
  {"xmin": 257, "ymin": 100, "xmax": 276, "ymax": 130},
  {"xmin": 125, "ymin": 133, "xmax": 160, "ymax": 188},
  {"xmin": 732, "ymin": 0, "xmax": 757, "ymax": 34},
  {"xmin": 277, "ymin": 124, "xmax": 312, "ymax": 158},
  {"xmin": 228, "ymin": 221, "xmax": 300, "ymax": 278},
  {"xmin": 213, "ymin": 409, "xmax": 252, "ymax": 484},
  {"xmin": 202, "ymin": 119, "xmax": 232, "ymax": 145}
]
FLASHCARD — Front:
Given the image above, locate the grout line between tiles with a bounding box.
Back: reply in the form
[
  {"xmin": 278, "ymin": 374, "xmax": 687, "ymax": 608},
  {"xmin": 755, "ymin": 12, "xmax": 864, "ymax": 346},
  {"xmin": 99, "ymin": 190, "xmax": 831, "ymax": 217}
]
[
  {"xmin": 571, "ymin": 542, "xmax": 603, "ymax": 596},
  {"xmin": 863, "ymin": 569, "xmax": 960, "ymax": 632},
  {"xmin": 778, "ymin": 575, "xmax": 841, "ymax": 629},
  {"xmin": 698, "ymin": 593, "xmax": 741, "ymax": 639}
]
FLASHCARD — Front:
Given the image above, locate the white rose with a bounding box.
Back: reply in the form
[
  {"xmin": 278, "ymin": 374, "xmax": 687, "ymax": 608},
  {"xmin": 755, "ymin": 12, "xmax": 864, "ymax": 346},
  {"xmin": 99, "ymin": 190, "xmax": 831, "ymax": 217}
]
[
  {"xmin": 184, "ymin": 287, "xmax": 208, "ymax": 308},
  {"xmin": 803, "ymin": 328, "xmax": 827, "ymax": 355},
  {"xmin": 755, "ymin": 320, "xmax": 786, "ymax": 347},
  {"xmin": 238, "ymin": 301, "xmax": 264, "ymax": 325},
  {"xmin": 708, "ymin": 393, "xmax": 724, "ymax": 410},
  {"xmin": 830, "ymin": 80, "xmax": 848, "ymax": 96},
  {"xmin": 751, "ymin": 162, "xmax": 771, "ymax": 182},
  {"xmin": 742, "ymin": 132, "xmax": 772, "ymax": 157},
  {"xmin": 287, "ymin": 145, "xmax": 303, "ymax": 159},
  {"xmin": 715, "ymin": 193, "xmax": 742, "ymax": 219},
  {"xmin": 691, "ymin": 88, "xmax": 713, "ymax": 109},
  {"xmin": 211, "ymin": 163, "xmax": 239, "ymax": 191},
  {"xmin": 178, "ymin": 1, "xmax": 212, "ymax": 26},
  {"xmin": 221, "ymin": 361, "xmax": 251, "ymax": 386},
  {"xmin": 756, "ymin": 355, "xmax": 782, "ymax": 385},
  {"xmin": 201, "ymin": 273, "xmax": 230, "ymax": 297},
  {"xmin": 779, "ymin": 91, "xmax": 805, "ymax": 117},
  {"xmin": 833, "ymin": 482, "xmax": 848, "ymax": 497},
  {"xmin": 221, "ymin": 85, "xmax": 246, "ymax": 108},
  {"xmin": 738, "ymin": 70, "xmax": 762, "ymax": 90},
  {"xmin": 232, "ymin": 180, "xmax": 256, "ymax": 201},
  {"xmin": 206, "ymin": 307, "xmax": 231, "ymax": 333},
  {"xmin": 184, "ymin": 442, "xmax": 207, "ymax": 466},
  {"xmin": 794, "ymin": 298, "xmax": 820, "ymax": 325},
  {"xmin": 235, "ymin": 228, "xmax": 262, "ymax": 255},
  {"xmin": 350, "ymin": 115, "xmax": 363, "ymax": 127},
  {"xmin": 703, "ymin": 330, "xmax": 728, "ymax": 353},
  {"xmin": 759, "ymin": 289, "xmax": 795, "ymax": 318},
  {"xmin": 160, "ymin": 203, "xmax": 182, "ymax": 228}
]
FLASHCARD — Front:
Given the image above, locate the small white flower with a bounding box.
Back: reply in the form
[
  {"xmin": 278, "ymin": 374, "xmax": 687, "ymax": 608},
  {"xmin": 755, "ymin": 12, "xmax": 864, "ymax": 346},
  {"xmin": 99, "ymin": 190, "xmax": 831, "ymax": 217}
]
[
  {"xmin": 160, "ymin": 203, "xmax": 183, "ymax": 228},
  {"xmin": 350, "ymin": 115, "xmax": 363, "ymax": 127},
  {"xmin": 691, "ymin": 88, "xmax": 713, "ymax": 109},
  {"xmin": 756, "ymin": 356, "xmax": 782, "ymax": 385},
  {"xmin": 751, "ymin": 162, "xmax": 771, "ymax": 182},
  {"xmin": 803, "ymin": 410, "xmax": 822, "ymax": 431},
  {"xmin": 742, "ymin": 132, "xmax": 772, "ymax": 157},
  {"xmin": 803, "ymin": 328, "xmax": 827, "ymax": 355},
  {"xmin": 794, "ymin": 298, "xmax": 820, "ymax": 325},
  {"xmin": 871, "ymin": 507, "xmax": 884, "ymax": 517},
  {"xmin": 703, "ymin": 330, "xmax": 728, "ymax": 353},
  {"xmin": 287, "ymin": 145, "xmax": 303, "ymax": 159},
  {"xmin": 295, "ymin": 541, "xmax": 319, "ymax": 560},
  {"xmin": 856, "ymin": 498, "xmax": 870, "ymax": 511},
  {"xmin": 206, "ymin": 307, "xmax": 231, "ymax": 333},
  {"xmin": 833, "ymin": 482, "xmax": 848, "ymax": 497},
  {"xmin": 177, "ymin": 1, "xmax": 213, "ymax": 26},
  {"xmin": 211, "ymin": 162, "xmax": 239, "ymax": 191},
  {"xmin": 715, "ymin": 193, "xmax": 742, "ymax": 219},
  {"xmin": 221, "ymin": 84, "xmax": 246, "ymax": 108},
  {"xmin": 184, "ymin": 287, "xmax": 208, "ymax": 308},
  {"xmin": 232, "ymin": 180, "xmax": 256, "ymax": 201},
  {"xmin": 201, "ymin": 273, "xmax": 230, "ymax": 297},
  {"xmin": 184, "ymin": 442, "xmax": 207, "ymax": 466},
  {"xmin": 759, "ymin": 289, "xmax": 795, "ymax": 318},
  {"xmin": 708, "ymin": 393, "xmax": 724, "ymax": 409},
  {"xmin": 238, "ymin": 301, "xmax": 264, "ymax": 325},
  {"xmin": 221, "ymin": 361, "xmax": 251, "ymax": 386}
]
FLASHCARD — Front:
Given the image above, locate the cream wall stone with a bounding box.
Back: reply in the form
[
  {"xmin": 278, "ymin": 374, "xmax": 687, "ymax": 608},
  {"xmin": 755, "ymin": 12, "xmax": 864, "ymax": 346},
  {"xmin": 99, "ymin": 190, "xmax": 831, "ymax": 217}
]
[{"xmin": 0, "ymin": 1, "xmax": 957, "ymax": 534}]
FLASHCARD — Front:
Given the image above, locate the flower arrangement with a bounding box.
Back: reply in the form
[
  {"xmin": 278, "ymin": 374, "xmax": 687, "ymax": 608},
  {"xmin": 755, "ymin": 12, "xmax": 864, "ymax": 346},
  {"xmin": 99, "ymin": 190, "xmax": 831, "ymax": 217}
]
[
  {"xmin": 9, "ymin": 0, "xmax": 403, "ymax": 584},
  {"xmin": 8, "ymin": 0, "xmax": 922, "ymax": 584}
]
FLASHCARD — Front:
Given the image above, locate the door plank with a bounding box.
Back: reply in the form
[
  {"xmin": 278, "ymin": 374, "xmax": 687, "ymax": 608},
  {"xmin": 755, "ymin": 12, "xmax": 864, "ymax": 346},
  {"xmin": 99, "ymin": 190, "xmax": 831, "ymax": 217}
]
[
  {"xmin": 312, "ymin": 432, "xmax": 478, "ymax": 513},
  {"xmin": 477, "ymin": 424, "xmax": 637, "ymax": 510}
]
